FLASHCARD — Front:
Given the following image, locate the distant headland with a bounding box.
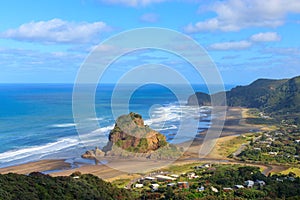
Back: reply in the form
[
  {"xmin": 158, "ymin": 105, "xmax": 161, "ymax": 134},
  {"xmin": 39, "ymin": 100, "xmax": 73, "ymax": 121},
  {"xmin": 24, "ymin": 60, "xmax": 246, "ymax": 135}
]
[{"xmin": 188, "ymin": 75, "xmax": 300, "ymax": 123}]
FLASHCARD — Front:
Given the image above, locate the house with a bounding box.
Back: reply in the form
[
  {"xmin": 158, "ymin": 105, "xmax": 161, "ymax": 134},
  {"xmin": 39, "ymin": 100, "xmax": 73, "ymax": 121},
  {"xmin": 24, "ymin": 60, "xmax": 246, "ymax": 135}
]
[
  {"xmin": 295, "ymin": 140, "xmax": 300, "ymax": 144},
  {"xmin": 177, "ymin": 182, "xmax": 189, "ymax": 189},
  {"xmin": 211, "ymin": 186, "xmax": 218, "ymax": 193},
  {"xmin": 144, "ymin": 176, "xmax": 156, "ymax": 181},
  {"xmin": 150, "ymin": 184, "xmax": 160, "ymax": 191},
  {"xmin": 73, "ymin": 176, "xmax": 80, "ymax": 179},
  {"xmin": 289, "ymin": 177, "xmax": 295, "ymax": 181},
  {"xmin": 234, "ymin": 185, "xmax": 245, "ymax": 189},
  {"xmin": 188, "ymin": 172, "xmax": 195, "ymax": 177},
  {"xmin": 135, "ymin": 184, "xmax": 143, "ymax": 188},
  {"xmin": 197, "ymin": 186, "xmax": 205, "ymax": 192},
  {"xmin": 276, "ymin": 178, "xmax": 283, "ymax": 182},
  {"xmin": 194, "ymin": 164, "xmax": 210, "ymax": 169},
  {"xmin": 260, "ymin": 141, "xmax": 272, "ymax": 144},
  {"xmin": 268, "ymin": 152, "xmax": 278, "ymax": 155},
  {"xmin": 200, "ymin": 164, "xmax": 211, "ymax": 168},
  {"xmin": 256, "ymin": 180, "xmax": 266, "ymax": 186},
  {"xmin": 167, "ymin": 183, "xmax": 176, "ymax": 187},
  {"xmin": 254, "ymin": 147, "xmax": 261, "ymax": 151},
  {"xmin": 244, "ymin": 180, "xmax": 254, "ymax": 188},
  {"xmin": 155, "ymin": 175, "xmax": 176, "ymax": 182},
  {"xmin": 188, "ymin": 172, "xmax": 199, "ymax": 179},
  {"xmin": 170, "ymin": 174, "xmax": 179, "ymax": 178}
]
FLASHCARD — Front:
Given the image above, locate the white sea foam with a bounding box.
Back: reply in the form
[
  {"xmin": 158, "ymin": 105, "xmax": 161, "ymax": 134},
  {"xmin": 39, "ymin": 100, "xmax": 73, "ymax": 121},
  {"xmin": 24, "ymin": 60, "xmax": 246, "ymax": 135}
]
[
  {"xmin": 0, "ymin": 104, "xmax": 209, "ymax": 164},
  {"xmin": 146, "ymin": 103, "xmax": 203, "ymax": 123},
  {"xmin": 51, "ymin": 123, "xmax": 76, "ymax": 128},
  {"xmin": 80, "ymin": 125, "xmax": 115, "ymax": 139},
  {"xmin": 156, "ymin": 125, "xmax": 178, "ymax": 131},
  {"xmin": 0, "ymin": 138, "xmax": 79, "ymax": 163},
  {"xmin": 87, "ymin": 117, "xmax": 104, "ymax": 121}
]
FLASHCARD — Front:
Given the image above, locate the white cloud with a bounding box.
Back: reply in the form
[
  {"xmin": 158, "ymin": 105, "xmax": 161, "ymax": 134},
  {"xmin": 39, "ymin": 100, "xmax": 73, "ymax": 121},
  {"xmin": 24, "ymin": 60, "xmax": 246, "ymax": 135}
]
[
  {"xmin": 184, "ymin": 19, "xmax": 219, "ymax": 32},
  {"xmin": 100, "ymin": 0, "xmax": 168, "ymax": 7},
  {"xmin": 140, "ymin": 13, "xmax": 159, "ymax": 23},
  {"xmin": 250, "ymin": 32, "xmax": 281, "ymax": 42},
  {"xmin": 264, "ymin": 47, "xmax": 300, "ymax": 55},
  {"xmin": 1, "ymin": 18, "xmax": 110, "ymax": 44},
  {"xmin": 184, "ymin": 0, "xmax": 300, "ymax": 32},
  {"xmin": 209, "ymin": 40, "xmax": 252, "ymax": 50}
]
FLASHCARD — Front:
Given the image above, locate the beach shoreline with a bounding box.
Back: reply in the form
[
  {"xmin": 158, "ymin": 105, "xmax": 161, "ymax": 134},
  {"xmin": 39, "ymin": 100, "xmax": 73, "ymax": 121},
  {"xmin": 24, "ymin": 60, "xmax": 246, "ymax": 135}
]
[
  {"xmin": 0, "ymin": 159, "xmax": 71, "ymax": 175},
  {"xmin": 0, "ymin": 107, "xmax": 269, "ymax": 181}
]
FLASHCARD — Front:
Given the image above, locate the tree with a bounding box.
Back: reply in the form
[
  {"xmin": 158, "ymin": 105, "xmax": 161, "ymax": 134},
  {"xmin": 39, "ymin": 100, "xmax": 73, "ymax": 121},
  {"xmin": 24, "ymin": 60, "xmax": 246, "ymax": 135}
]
[{"xmin": 165, "ymin": 187, "xmax": 175, "ymax": 199}]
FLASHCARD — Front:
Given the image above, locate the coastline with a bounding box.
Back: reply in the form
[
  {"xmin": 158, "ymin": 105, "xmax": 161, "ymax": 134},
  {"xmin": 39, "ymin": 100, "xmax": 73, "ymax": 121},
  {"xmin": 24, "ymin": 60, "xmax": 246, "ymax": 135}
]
[
  {"xmin": 0, "ymin": 107, "xmax": 271, "ymax": 180},
  {"xmin": 0, "ymin": 159, "xmax": 71, "ymax": 175}
]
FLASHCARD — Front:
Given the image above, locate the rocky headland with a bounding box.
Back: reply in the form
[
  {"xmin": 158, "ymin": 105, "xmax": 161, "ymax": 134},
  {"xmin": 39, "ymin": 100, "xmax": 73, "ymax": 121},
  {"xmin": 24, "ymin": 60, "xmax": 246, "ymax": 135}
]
[{"xmin": 82, "ymin": 112, "xmax": 181, "ymax": 160}]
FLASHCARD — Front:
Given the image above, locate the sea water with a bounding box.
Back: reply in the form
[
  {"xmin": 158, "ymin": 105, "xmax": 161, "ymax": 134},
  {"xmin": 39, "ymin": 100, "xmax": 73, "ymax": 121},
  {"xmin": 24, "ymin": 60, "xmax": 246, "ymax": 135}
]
[{"xmin": 0, "ymin": 83, "xmax": 234, "ymax": 168}]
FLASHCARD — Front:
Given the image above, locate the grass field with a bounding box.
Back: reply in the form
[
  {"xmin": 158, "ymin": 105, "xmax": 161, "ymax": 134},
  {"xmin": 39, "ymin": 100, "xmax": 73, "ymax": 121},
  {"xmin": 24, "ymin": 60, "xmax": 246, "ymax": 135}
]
[
  {"xmin": 111, "ymin": 178, "xmax": 131, "ymax": 188},
  {"xmin": 277, "ymin": 167, "xmax": 300, "ymax": 177},
  {"xmin": 219, "ymin": 134, "xmax": 254, "ymax": 157},
  {"xmin": 161, "ymin": 162, "xmax": 201, "ymax": 174}
]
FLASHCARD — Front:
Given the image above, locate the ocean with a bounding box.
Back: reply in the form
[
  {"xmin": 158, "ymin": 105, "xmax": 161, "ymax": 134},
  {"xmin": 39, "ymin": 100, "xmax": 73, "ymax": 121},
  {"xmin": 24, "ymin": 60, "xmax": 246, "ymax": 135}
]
[{"xmin": 0, "ymin": 83, "xmax": 234, "ymax": 168}]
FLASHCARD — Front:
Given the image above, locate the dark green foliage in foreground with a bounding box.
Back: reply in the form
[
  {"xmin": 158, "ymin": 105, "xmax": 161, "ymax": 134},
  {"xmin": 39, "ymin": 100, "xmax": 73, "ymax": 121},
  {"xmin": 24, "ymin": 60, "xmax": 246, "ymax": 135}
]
[
  {"xmin": 1, "ymin": 166, "xmax": 300, "ymax": 200},
  {"xmin": 0, "ymin": 172, "xmax": 134, "ymax": 200}
]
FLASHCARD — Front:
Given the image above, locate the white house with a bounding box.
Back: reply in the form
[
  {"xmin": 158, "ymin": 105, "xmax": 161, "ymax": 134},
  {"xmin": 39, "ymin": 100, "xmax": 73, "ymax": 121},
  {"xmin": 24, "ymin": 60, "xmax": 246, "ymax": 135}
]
[
  {"xmin": 170, "ymin": 174, "xmax": 179, "ymax": 178},
  {"xmin": 135, "ymin": 184, "xmax": 144, "ymax": 188},
  {"xmin": 145, "ymin": 176, "xmax": 156, "ymax": 181},
  {"xmin": 150, "ymin": 183, "xmax": 160, "ymax": 191},
  {"xmin": 223, "ymin": 187, "xmax": 233, "ymax": 192},
  {"xmin": 269, "ymin": 152, "xmax": 278, "ymax": 155},
  {"xmin": 197, "ymin": 186, "xmax": 205, "ymax": 192},
  {"xmin": 211, "ymin": 186, "xmax": 219, "ymax": 193},
  {"xmin": 155, "ymin": 175, "xmax": 176, "ymax": 182},
  {"xmin": 167, "ymin": 183, "xmax": 176, "ymax": 187},
  {"xmin": 244, "ymin": 180, "xmax": 254, "ymax": 188},
  {"xmin": 234, "ymin": 185, "xmax": 245, "ymax": 189},
  {"xmin": 188, "ymin": 172, "xmax": 199, "ymax": 179}
]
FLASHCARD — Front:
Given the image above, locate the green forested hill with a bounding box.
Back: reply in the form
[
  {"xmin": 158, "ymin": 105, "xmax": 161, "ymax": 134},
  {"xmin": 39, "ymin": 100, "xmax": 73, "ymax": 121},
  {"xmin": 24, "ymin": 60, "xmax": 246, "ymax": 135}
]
[
  {"xmin": 0, "ymin": 172, "xmax": 134, "ymax": 200},
  {"xmin": 188, "ymin": 76, "xmax": 300, "ymax": 121},
  {"xmin": 226, "ymin": 76, "xmax": 300, "ymax": 113}
]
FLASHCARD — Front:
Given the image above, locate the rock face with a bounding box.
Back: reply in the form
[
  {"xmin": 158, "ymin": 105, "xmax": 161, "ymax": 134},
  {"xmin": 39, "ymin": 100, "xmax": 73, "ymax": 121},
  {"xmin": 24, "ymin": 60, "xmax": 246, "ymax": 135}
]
[
  {"xmin": 82, "ymin": 147, "xmax": 105, "ymax": 159},
  {"xmin": 82, "ymin": 112, "xmax": 180, "ymax": 160},
  {"xmin": 103, "ymin": 112, "xmax": 167, "ymax": 153}
]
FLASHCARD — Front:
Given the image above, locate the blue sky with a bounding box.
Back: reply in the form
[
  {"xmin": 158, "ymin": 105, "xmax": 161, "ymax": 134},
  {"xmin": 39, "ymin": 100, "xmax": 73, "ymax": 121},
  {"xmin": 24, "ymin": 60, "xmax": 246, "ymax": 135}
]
[{"xmin": 0, "ymin": 0, "xmax": 300, "ymax": 84}]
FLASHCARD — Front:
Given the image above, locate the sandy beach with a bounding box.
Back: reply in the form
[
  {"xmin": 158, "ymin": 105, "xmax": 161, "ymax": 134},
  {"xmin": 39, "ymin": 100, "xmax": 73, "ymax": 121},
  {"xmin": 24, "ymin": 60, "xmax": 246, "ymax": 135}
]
[
  {"xmin": 0, "ymin": 159, "xmax": 71, "ymax": 175},
  {"xmin": 0, "ymin": 107, "xmax": 272, "ymax": 180}
]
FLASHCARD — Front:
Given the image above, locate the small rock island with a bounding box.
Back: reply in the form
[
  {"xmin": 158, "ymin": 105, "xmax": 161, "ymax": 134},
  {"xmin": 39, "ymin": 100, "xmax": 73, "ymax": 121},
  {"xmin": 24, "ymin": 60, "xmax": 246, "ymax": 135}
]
[{"xmin": 82, "ymin": 112, "xmax": 181, "ymax": 160}]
